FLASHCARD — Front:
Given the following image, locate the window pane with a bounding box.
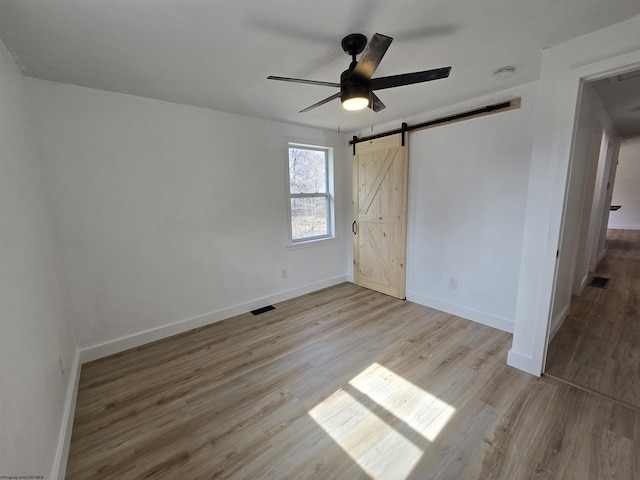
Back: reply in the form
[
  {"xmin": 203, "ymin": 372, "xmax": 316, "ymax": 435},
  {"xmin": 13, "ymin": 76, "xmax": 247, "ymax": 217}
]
[
  {"xmin": 291, "ymin": 196, "xmax": 328, "ymax": 240},
  {"xmin": 289, "ymin": 147, "xmax": 327, "ymax": 194}
]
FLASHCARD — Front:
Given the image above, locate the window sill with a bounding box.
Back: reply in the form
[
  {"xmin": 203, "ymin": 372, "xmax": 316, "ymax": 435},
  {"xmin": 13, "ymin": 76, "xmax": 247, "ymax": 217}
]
[{"xmin": 287, "ymin": 236, "xmax": 339, "ymax": 250}]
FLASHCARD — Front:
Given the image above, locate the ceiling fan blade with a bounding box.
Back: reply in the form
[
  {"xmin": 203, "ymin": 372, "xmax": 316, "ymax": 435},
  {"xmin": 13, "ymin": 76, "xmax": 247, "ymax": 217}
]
[
  {"xmin": 352, "ymin": 33, "xmax": 393, "ymax": 80},
  {"xmin": 267, "ymin": 76, "xmax": 340, "ymax": 88},
  {"xmin": 370, "ymin": 93, "xmax": 386, "ymax": 112},
  {"xmin": 299, "ymin": 92, "xmax": 342, "ymax": 113},
  {"xmin": 371, "ymin": 66, "xmax": 451, "ymax": 91}
]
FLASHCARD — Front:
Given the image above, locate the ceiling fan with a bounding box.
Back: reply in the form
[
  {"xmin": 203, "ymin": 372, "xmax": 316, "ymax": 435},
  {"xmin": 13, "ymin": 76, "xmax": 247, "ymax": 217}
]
[{"xmin": 268, "ymin": 32, "xmax": 451, "ymax": 113}]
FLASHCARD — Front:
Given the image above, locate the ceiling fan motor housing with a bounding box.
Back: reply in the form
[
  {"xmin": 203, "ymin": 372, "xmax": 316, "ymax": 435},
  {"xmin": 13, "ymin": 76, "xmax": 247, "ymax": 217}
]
[{"xmin": 340, "ymin": 68, "xmax": 370, "ymax": 105}]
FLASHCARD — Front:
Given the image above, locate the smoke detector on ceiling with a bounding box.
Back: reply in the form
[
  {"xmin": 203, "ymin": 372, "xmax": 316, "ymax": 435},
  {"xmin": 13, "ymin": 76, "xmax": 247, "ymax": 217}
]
[{"xmin": 494, "ymin": 66, "xmax": 516, "ymax": 79}]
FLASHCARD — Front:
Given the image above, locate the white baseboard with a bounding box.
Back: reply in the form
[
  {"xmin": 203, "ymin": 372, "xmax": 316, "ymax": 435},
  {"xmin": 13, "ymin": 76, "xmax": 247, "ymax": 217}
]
[
  {"xmin": 80, "ymin": 275, "xmax": 348, "ymax": 363},
  {"xmin": 406, "ymin": 291, "xmax": 514, "ymax": 333},
  {"xmin": 607, "ymin": 225, "xmax": 640, "ymax": 230},
  {"xmin": 548, "ymin": 303, "xmax": 570, "ymax": 342},
  {"xmin": 507, "ymin": 348, "xmax": 541, "ymax": 376},
  {"xmin": 51, "ymin": 349, "xmax": 82, "ymax": 480}
]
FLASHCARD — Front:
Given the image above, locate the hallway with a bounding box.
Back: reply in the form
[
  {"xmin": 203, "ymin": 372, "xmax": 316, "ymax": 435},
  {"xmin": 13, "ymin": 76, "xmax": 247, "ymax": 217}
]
[{"xmin": 546, "ymin": 229, "xmax": 640, "ymax": 410}]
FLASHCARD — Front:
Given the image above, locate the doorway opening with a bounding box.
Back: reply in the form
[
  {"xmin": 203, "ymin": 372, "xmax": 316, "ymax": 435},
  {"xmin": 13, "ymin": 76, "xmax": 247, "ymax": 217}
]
[{"xmin": 545, "ymin": 68, "xmax": 640, "ymax": 410}]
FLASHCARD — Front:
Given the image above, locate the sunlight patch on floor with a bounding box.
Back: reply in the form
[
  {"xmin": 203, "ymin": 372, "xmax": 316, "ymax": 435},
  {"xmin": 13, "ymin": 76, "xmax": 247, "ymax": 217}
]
[{"xmin": 308, "ymin": 362, "xmax": 456, "ymax": 479}]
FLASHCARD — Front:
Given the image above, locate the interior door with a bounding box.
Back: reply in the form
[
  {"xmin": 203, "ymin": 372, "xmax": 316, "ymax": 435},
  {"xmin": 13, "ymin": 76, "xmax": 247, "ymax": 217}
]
[{"xmin": 352, "ymin": 134, "xmax": 408, "ymax": 299}]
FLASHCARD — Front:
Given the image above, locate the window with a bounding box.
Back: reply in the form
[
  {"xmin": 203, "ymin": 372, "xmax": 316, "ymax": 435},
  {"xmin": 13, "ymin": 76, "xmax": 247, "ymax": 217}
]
[{"xmin": 288, "ymin": 143, "xmax": 334, "ymax": 243}]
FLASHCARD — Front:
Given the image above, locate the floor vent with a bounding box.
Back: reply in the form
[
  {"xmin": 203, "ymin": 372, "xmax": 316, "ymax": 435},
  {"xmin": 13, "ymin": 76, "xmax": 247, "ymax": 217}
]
[
  {"xmin": 251, "ymin": 305, "xmax": 275, "ymax": 315},
  {"xmin": 588, "ymin": 276, "xmax": 610, "ymax": 289}
]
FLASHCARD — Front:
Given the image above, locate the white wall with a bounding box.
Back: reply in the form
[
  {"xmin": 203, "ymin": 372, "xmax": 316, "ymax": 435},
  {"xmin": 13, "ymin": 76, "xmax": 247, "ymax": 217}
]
[
  {"xmin": 0, "ymin": 40, "xmax": 76, "ymax": 478},
  {"xmin": 25, "ymin": 79, "xmax": 350, "ymax": 357},
  {"xmin": 587, "ymin": 134, "xmax": 617, "ymax": 271},
  {"xmin": 596, "ymin": 141, "xmax": 620, "ymax": 254},
  {"xmin": 510, "ymin": 14, "xmax": 640, "ymax": 375},
  {"xmin": 609, "ymin": 136, "xmax": 640, "ymax": 229},
  {"xmin": 405, "ymin": 84, "xmax": 537, "ymax": 333}
]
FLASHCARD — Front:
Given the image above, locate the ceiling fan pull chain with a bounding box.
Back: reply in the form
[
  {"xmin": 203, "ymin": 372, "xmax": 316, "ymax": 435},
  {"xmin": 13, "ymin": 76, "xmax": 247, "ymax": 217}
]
[{"xmin": 370, "ymin": 92, "xmax": 374, "ymax": 132}]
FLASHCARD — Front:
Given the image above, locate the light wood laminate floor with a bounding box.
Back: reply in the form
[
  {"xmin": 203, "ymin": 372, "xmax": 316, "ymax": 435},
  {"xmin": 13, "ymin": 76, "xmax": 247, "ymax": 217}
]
[
  {"xmin": 546, "ymin": 229, "xmax": 640, "ymax": 410},
  {"xmin": 67, "ymin": 282, "xmax": 640, "ymax": 479}
]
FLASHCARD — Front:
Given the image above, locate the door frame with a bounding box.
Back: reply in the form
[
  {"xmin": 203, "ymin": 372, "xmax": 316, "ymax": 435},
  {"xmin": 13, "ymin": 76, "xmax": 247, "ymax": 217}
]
[{"xmin": 509, "ymin": 44, "xmax": 640, "ymax": 376}]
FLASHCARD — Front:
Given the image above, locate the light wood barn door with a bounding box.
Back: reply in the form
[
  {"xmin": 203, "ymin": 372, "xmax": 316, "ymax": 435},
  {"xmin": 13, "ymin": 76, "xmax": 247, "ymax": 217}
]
[{"xmin": 352, "ymin": 134, "xmax": 408, "ymax": 299}]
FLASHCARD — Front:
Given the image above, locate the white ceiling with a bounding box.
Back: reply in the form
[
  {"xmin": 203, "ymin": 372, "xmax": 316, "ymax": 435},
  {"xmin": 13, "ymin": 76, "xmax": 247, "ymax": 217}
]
[
  {"xmin": 1, "ymin": 0, "xmax": 640, "ymax": 133},
  {"xmin": 591, "ymin": 70, "xmax": 640, "ymax": 139}
]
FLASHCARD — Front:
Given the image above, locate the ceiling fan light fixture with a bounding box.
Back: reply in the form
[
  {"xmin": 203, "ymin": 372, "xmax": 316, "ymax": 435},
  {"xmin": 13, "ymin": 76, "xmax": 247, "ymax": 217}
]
[
  {"xmin": 341, "ymin": 84, "xmax": 370, "ymax": 111},
  {"xmin": 342, "ymin": 96, "xmax": 369, "ymax": 111}
]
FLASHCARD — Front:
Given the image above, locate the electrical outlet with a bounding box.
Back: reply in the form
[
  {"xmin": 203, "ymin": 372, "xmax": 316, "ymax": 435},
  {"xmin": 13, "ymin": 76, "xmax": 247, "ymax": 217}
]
[
  {"xmin": 57, "ymin": 356, "xmax": 64, "ymax": 377},
  {"xmin": 449, "ymin": 277, "xmax": 458, "ymax": 290}
]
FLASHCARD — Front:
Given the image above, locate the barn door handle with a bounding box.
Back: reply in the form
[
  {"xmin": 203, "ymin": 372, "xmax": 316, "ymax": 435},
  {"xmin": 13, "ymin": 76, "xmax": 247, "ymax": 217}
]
[{"xmin": 352, "ymin": 221, "xmax": 357, "ymax": 235}]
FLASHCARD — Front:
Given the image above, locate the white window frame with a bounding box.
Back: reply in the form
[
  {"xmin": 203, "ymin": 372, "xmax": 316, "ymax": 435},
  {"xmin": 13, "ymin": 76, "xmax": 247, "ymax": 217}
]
[{"xmin": 286, "ymin": 142, "xmax": 335, "ymax": 245}]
